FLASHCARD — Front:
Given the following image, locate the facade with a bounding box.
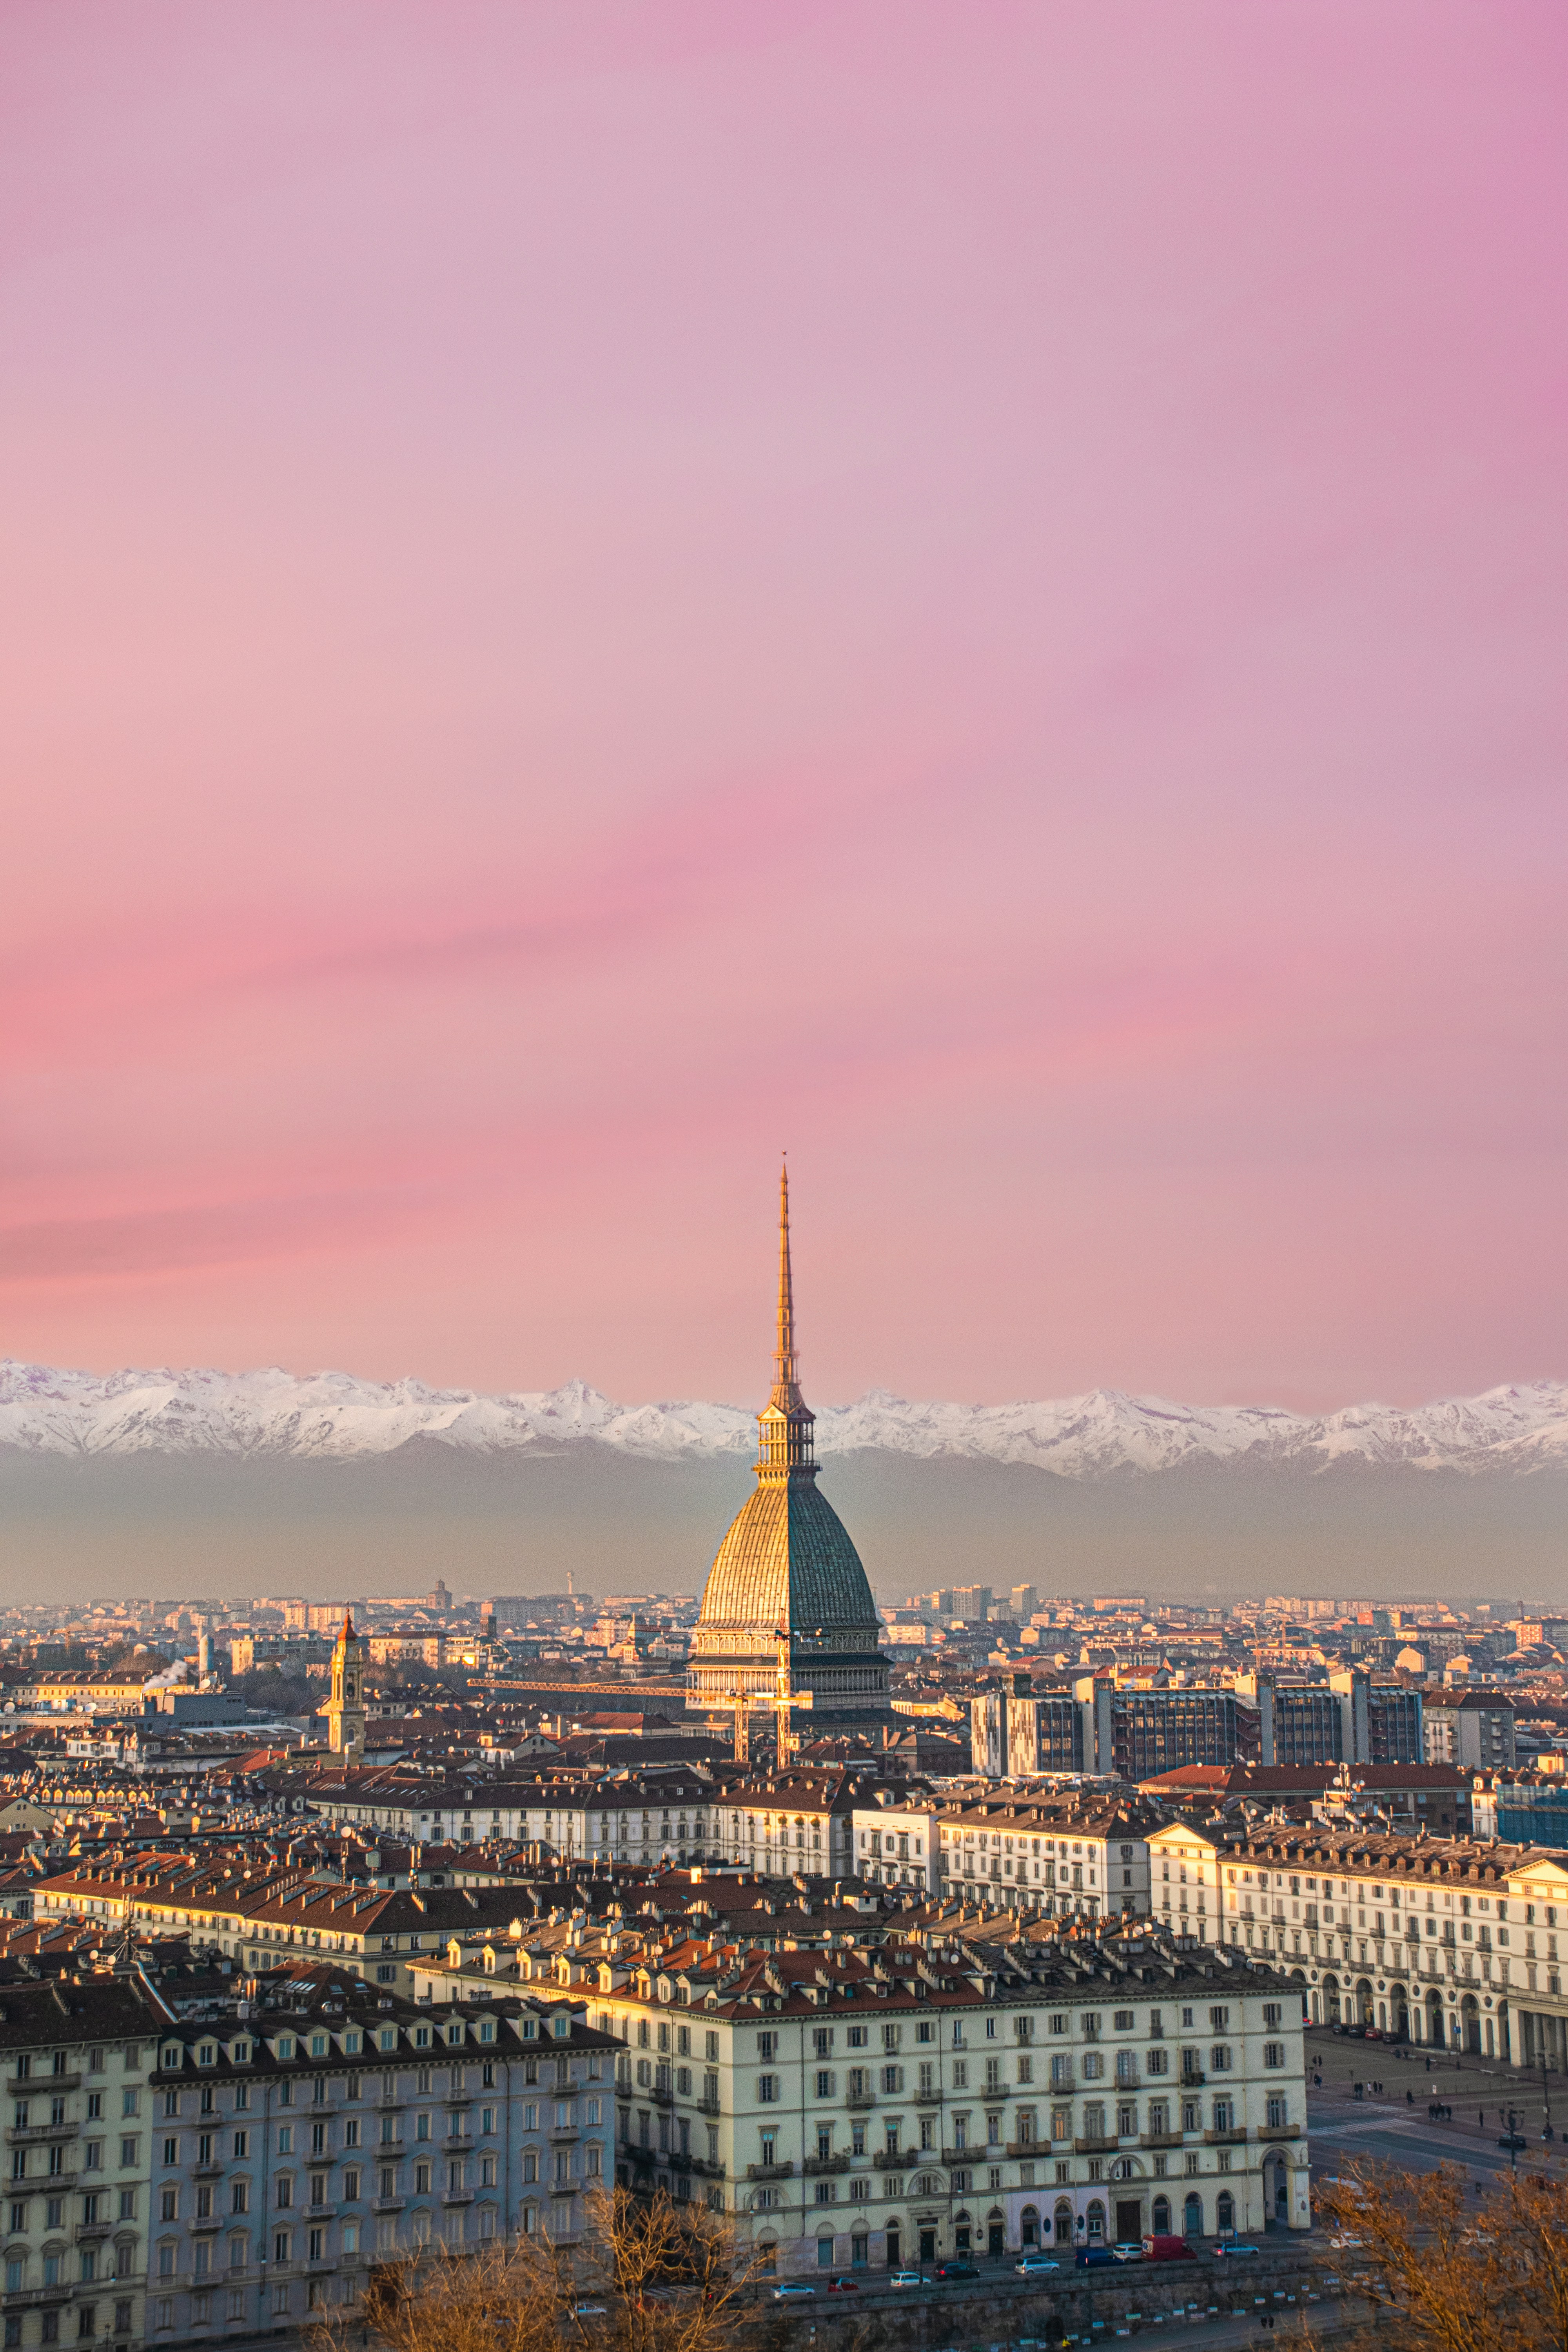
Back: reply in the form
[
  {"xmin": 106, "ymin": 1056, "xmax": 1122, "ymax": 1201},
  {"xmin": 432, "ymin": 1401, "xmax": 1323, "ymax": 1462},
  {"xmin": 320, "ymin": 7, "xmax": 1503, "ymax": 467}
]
[
  {"xmin": 1235, "ymin": 1672, "xmax": 1423, "ymax": 1769},
  {"xmin": 145, "ymin": 1970, "xmax": 613, "ymax": 2342},
  {"xmin": 929, "ymin": 1799, "xmax": 1162, "ymax": 1920},
  {"xmin": 1196, "ymin": 1825, "xmax": 1568, "ymax": 2068},
  {"xmin": 1147, "ymin": 1825, "xmax": 1223, "ymax": 1945},
  {"xmin": 1424, "ymin": 1694, "xmax": 1517, "ymax": 1771},
  {"xmin": 686, "ymin": 1171, "xmax": 891, "ymax": 1747},
  {"xmin": 0, "ymin": 1975, "xmax": 170, "ymax": 2352},
  {"xmin": 416, "ymin": 1927, "xmax": 1308, "ymax": 2270}
]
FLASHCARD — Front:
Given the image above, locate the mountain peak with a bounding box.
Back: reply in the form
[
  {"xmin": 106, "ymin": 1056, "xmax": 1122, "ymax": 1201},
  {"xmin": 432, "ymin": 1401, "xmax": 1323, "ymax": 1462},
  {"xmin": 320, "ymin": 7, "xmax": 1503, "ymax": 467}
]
[{"xmin": 0, "ymin": 1359, "xmax": 1565, "ymax": 1478}]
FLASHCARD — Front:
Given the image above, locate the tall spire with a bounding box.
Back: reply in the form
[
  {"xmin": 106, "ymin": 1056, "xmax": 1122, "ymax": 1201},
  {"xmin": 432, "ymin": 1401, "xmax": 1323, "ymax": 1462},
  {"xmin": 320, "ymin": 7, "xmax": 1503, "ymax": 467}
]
[
  {"xmin": 757, "ymin": 1157, "xmax": 816, "ymax": 1479},
  {"xmin": 773, "ymin": 1157, "xmax": 799, "ymax": 1406}
]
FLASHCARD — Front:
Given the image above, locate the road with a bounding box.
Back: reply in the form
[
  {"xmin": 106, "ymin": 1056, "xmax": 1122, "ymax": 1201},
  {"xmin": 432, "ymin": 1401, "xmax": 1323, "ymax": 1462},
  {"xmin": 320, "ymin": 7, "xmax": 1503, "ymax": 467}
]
[{"xmin": 1304, "ymin": 2024, "xmax": 1567, "ymax": 2195}]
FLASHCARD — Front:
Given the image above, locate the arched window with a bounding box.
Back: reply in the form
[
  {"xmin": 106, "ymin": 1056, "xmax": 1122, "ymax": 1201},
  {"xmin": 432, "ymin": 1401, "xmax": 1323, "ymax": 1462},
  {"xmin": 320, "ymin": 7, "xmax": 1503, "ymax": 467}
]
[
  {"xmin": 1216, "ymin": 2192, "xmax": 1234, "ymax": 2234},
  {"xmin": 817, "ymin": 2234, "xmax": 835, "ymax": 2267},
  {"xmin": 1020, "ymin": 2205, "xmax": 1039, "ymax": 2247},
  {"xmin": 1152, "ymin": 2195, "xmax": 1171, "ymax": 2235},
  {"xmin": 1053, "ymin": 2198, "xmax": 1073, "ymax": 2246},
  {"xmin": 1183, "ymin": 2192, "xmax": 1203, "ymax": 2238},
  {"xmin": 1086, "ymin": 2200, "xmax": 1105, "ymax": 2240}
]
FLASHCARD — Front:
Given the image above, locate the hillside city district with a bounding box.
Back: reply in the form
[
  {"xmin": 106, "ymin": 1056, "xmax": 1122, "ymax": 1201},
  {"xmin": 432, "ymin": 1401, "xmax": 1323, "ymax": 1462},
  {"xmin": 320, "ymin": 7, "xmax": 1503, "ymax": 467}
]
[{"xmin": 4, "ymin": 1211, "xmax": 1567, "ymax": 2350}]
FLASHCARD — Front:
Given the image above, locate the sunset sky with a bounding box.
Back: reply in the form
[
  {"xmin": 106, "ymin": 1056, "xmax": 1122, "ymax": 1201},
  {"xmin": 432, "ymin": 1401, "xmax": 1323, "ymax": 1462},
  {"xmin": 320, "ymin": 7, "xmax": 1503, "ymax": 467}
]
[{"xmin": 4, "ymin": 2, "xmax": 1565, "ymax": 1414}]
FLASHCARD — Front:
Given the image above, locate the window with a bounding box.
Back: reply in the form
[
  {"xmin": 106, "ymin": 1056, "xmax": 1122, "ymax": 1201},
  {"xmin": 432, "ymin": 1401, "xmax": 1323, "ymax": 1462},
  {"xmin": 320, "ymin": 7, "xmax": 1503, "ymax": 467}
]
[
  {"xmin": 1210, "ymin": 2046, "xmax": 1232, "ymax": 2073},
  {"xmin": 757, "ymin": 2077, "xmax": 777, "ymax": 2104},
  {"xmin": 1263, "ymin": 2043, "xmax": 1285, "ymax": 2070}
]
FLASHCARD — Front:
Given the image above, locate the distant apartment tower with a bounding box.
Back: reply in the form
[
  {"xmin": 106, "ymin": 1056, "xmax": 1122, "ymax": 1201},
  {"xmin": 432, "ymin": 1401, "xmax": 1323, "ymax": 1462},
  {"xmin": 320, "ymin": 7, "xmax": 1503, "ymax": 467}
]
[
  {"xmin": 952, "ymin": 1585, "xmax": 993, "ymax": 1623},
  {"xmin": 1424, "ymin": 1691, "xmax": 1516, "ymax": 1770},
  {"xmin": 1235, "ymin": 1670, "xmax": 1423, "ymax": 1767},
  {"xmin": 1009, "ymin": 1583, "xmax": 1038, "ymax": 1621}
]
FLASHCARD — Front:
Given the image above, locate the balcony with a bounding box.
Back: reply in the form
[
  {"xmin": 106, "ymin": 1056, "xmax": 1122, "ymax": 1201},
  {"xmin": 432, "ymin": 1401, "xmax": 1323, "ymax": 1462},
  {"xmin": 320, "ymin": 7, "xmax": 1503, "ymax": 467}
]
[
  {"xmin": 192, "ymin": 2161, "xmax": 224, "ymax": 2180},
  {"xmin": 801, "ymin": 2155, "xmax": 849, "ymax": 2177},
  {"xmin": 305, "ymin": 2200, "xmax": 338, "ymax": 2220},
  {"xmin": 74, "ymin": 2223, "xmax": 112, "ymax": 2245},
  {"xmin": 1204, "ymin": 2128, "xmax": 1247, "ymax": 2147},
  {"xmin": 1111, "ymin": 2072, "xmax": 1142, "ymax": 2092},
  {"xmin": 650, "ymin": 2087, "xmax": 675, "ymax": 2109},
  {"xmin": 911, "ymin": 2087, "xmax": 942, "ymax": 2107},
  {"xmin": 682, "ymin": 2156, "xmax": 726, "ymax": 2181},
  {"xmin": 1073, "ymin": 2136, "xmax": 1118, "ymax": 2156},
  {"xmin": 187, "ymin": 2213, "xmax": 223, "ymax": 2234},
  {"xmin": 1255, "ymin": 2122, "xmax": 1300, "ymax": 2141},
  {"xmin": 371, "ymin": 2197, "xmax": 405, "ymax": 2214},
  {"xmin": 1140, "ymin": 2131, "xmax": 1183, "ymax": 2150},
  {"xmin": 440, "ymin": 2190, "xmax": 474, "ymax": 2207},
  {"xmin": 1178, "ymin": 2072, "xmax": 1206, "ymax": 2090},
  {"xmin": 696, "ymin": 2100, "xmax": 721, "ymax": 2119},
  {"xmin": 547, "ymin": 2126, "xmax": 579, "ymax": 2145},
  {"xmin": 871, "ymin": 2151, "xmax": 906, "ymax": 2172},
  {"xmin": 745, "ymin": 2163, "xmax": 793, "ymax": 2182},
  {"xmin": 1044, "ymin": 2075, "xmax": 1075, "ymax": 2096},
  {"xmin": 5, "ymin": 2123, "xmax": 78, "ymax": 2145},
  {"xmin": 1004, "ymin": 2140, "xmax": 1039, "ymax": 2160},
  {"xmin": 10, "ymin": 2076, "xmax": 80, "ymax": 2096}
]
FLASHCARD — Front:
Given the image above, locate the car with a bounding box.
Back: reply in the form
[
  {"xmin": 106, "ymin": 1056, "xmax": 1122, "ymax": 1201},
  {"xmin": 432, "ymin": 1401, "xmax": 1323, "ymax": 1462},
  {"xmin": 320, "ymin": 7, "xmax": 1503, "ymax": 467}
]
[
  {"xmin": 1111, "ymin": 2244, "xmax": 1145, "ymax": 2263},
  {"xmin": 933, "ymin": 2261, "xmax": 980, "ymax": 2281},
  {"xmin": 1142, "ymin": 2236, "xmax": 1198, "ymax": 2263},
  {"xmin": 1214, "ymin": 2244, "xmax": 1259, "ymax": 2259},
  {"xmin": 888, "ymin": 2270, "xmax": 924, "ymax": 2288},
  {"xmin": 1015, "ymin": 2256, "xmax": 1062, "ymax": 2276},
  {"xmin": 1074, "ymin": 2247, "xmax": 1118, "ymax": 2269},
  {"xmin": 1328, "ymin": 2236, "xmax": 1365, "ymax": 2251},
  {"xmin": 1497, "ymin": 2134, "xmax": 1529, "ymax": 2152},
  {"xmin": 771, "ymin": 2285, "xmax": 816, "ymax": 2301},
  {"xmin": 825, "ymin": 2278, "xmax": 860, "ymax": 2294},
  {"xmin": 571, "ymin": 2306, "xmax": 608, "ymax": 2318}
]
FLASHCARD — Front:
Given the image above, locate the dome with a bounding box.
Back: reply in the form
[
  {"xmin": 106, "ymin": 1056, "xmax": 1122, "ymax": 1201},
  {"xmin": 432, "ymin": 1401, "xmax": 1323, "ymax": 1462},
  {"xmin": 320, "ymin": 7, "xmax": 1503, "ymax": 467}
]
[{"xmin": 699, "ymin": 1477, "xmax": 878, "ymax": 1637}]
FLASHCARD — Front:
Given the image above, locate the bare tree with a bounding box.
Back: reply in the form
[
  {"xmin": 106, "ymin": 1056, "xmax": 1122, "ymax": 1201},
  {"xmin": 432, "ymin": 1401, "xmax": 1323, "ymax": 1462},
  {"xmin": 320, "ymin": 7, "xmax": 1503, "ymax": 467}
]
[
  {"xmin": 309, "ymin": 2189, "xmax": 779, "ymax": 2352},
  {"xmin": 1317, "ymin": 2163, "xmax": 1568, "ymax": 2352}
]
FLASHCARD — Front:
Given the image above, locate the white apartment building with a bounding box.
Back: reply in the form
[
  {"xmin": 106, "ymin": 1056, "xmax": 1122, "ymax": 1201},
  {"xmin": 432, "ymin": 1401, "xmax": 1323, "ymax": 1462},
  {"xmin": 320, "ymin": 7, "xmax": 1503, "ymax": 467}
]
[
  {"xmin": 922, "ymin": 1799, "xmax": 1162, "ymax": 1918},
  {"xmin": 1196, "ymin": 1826, "xmax": 1568, "ymax": 2069},
  {"xmin": 413, "ymin": 1925, "xmax": 1308, "ymax": 2270}
]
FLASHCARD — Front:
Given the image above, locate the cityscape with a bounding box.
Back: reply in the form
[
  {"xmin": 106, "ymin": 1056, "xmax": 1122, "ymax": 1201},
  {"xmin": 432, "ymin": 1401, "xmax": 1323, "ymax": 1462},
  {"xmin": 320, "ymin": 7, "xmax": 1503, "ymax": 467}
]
[{"xmin": 6, "ymin": 8, "xmax": 1563, "ymax": 2352}]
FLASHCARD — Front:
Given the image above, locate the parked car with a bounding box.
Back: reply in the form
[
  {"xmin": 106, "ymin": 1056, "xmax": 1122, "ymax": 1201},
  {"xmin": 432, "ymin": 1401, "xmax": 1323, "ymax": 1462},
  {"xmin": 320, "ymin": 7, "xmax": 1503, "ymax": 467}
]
[
  {"xmin": 888, "ymin": 2270, "xmax": 924, "ymax": 2288},
  {"xmin": 1214, "ymin": 2244, "xmax": 1259, "ymax": 2259},
  {"xmin": 1497, "ymin": 2134, "xmax": 1529, "ymax": 2152},
  {"xmin": 571, "ymin": 2306, "xmax": 608, "ymax": 2318},
  {"xmin": 1015, "ymin": 2255, "xmax": 1062, "ymax": 2276},
  {"xmin": 1111, "ymin": 2243, "xmax": 1145, "ymax": 2262},
  {"xmin": 1074, "ymin": 2247, "xmax": 1118, "ymax": 2269},
  {"xmin": 1142, "ymin": 2236, "xmax": 1198, "ymax": 2263},
  {"xmin": 825, "ymin": 2279, "xmax": 860, "ymax": 2294},
  {"xmin": 933, "ymin": 2261, "xmax": 980, "ymax": 2281},
  {"xmin": 771, "ymin": 2285, "xmax": 816, "ymax": 2301}
]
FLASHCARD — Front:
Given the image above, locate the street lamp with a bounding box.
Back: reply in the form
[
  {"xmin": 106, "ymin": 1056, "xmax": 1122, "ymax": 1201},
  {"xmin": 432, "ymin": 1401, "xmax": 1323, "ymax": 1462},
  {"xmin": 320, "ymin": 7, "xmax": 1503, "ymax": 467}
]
[{"xmin": 1541, "ymin": 2055, "xmax": 1555, "ymax": 2142}]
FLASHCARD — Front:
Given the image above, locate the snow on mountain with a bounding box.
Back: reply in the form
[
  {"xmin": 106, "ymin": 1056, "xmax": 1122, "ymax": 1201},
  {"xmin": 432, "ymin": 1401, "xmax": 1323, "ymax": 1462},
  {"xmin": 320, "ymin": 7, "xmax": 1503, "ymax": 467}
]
[{"xmin": 2, "ymin": 1361, "xmax": 1566, "ymax": 1477}]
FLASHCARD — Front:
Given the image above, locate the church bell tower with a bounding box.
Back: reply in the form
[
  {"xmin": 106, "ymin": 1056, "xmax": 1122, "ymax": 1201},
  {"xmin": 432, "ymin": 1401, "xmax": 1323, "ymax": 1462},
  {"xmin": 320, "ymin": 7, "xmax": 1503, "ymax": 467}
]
[{"xmin": 325, "ymin": 1613, "xmax": 367, "ymax": 1760}]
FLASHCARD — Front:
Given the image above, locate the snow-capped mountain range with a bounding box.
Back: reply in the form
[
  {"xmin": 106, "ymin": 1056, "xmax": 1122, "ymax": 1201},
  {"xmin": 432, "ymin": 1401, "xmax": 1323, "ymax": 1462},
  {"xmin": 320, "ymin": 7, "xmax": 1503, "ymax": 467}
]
[{"xmin": 2, "ymin": 1361, "xmax": 1566, "ymax": 1479}]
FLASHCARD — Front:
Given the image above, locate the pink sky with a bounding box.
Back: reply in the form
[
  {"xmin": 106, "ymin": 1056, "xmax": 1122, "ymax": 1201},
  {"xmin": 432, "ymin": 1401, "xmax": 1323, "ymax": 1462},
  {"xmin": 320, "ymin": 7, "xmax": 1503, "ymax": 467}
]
[{"xmin": 2, "ymin": 2, "xmax": 1565, "ymax": 1413}]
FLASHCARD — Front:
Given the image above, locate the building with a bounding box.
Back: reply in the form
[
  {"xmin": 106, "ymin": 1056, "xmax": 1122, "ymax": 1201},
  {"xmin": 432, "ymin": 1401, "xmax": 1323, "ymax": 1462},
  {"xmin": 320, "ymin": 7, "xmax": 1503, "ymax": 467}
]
[
  {"xmin": 321, "ymin": 1618, "xmax": 366, "ymax": 1762},
  {"xmin": 1472, "ymin": 1771, "xmax": 1568, "ymax": 1849},
  {"xmin": 932, "ymin": 1798, "xmax": 1160, "ymax": 1921},
  {"xmin": 1166, "ymin": 1821, "xmax": 1568, "ymax": 2068},
  {"xmin": 1091, "ymin": 1683, "xmax": 1238, "ymax": 1780},
  {"xmin": 144, "ymin": 1967, "xmax": 614, "ymax": 2341},
  {"xmin": 1424, "ymin": 1693, "xmax": 1517, "ymax": 1771},
  {"xmin": 1234, "ymin": 1671, "xmax": 1422, "ymax": 1768},
  {"xmin": 686, "ymin": 1170, "xmax": 891, "ymax": 1749},
  {"xmin": 0, "ymin": 1972, "xmax": 171, "ymax": 2352},
  {"xmin": 414, "ymin": 1924, "xmax": 1309, "ymax": 2271}
]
